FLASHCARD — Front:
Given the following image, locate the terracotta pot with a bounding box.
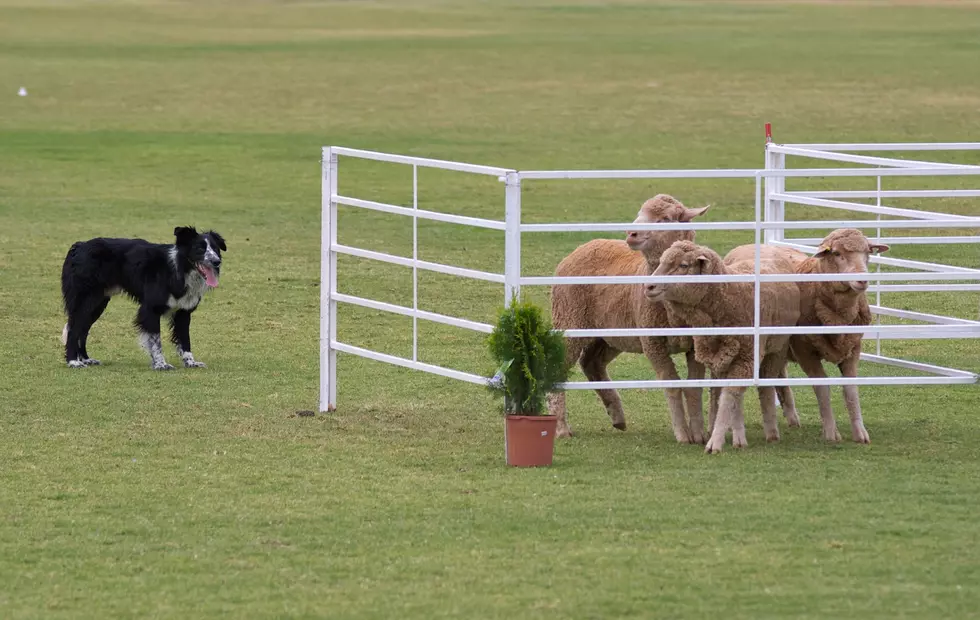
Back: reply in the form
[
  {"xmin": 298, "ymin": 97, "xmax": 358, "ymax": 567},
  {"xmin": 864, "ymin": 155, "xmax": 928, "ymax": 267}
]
[{"xmin": 505, "ymin": 415, "xmax": 557, "ymax": 467}]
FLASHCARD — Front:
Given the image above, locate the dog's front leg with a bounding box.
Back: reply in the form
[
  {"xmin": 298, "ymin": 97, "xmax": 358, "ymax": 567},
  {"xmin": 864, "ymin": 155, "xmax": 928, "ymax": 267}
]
[
  {"xmin": 170, "ymin": 310, "xmax": 206, "ymax": 368},
  {"xmin": 136, "ymin": 305, "xmax": 173, "ymax": 371}
]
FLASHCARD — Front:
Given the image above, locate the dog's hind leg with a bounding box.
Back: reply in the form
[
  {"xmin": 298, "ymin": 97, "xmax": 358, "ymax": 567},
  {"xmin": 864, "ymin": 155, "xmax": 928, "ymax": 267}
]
[
  {"xmin": 65, "ymin": 294, "xmax": 106, "ymax": 368},
  {"xmin": 136, "ymin": 304, "xmax": 174, "ymax": 371},
  {"xmin": 77, "ymin": 297, "xmax": 110, "ymax": 365},
  {"xmin": 65, "ymin": 319, "xmax": 85, "ymax": 368}
]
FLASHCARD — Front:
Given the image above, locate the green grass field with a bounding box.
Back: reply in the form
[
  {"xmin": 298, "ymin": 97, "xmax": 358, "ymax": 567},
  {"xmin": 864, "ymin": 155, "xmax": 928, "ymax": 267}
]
[{"xmin": 2, "ymin": 1, "xmax": 980, "ymax": 618}]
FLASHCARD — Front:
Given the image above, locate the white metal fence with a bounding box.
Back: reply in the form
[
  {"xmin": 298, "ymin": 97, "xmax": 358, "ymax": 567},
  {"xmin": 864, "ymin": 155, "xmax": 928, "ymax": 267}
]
[{"xmin": 318, "ymin": 141, "xmax": 980, "ymax": 412}]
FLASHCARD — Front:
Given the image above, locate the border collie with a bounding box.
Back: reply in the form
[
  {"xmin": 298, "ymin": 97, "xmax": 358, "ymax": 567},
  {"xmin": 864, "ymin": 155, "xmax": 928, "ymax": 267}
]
[{"xmin": 60, "ymin": 226, "xmax": 227, "ymax": 370}]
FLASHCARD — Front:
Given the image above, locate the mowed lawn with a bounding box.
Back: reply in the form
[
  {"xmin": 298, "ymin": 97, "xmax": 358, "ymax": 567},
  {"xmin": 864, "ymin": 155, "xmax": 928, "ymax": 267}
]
[{"xmin": 2, "ymin": 1, "xmax": 980, "ymax": 618}]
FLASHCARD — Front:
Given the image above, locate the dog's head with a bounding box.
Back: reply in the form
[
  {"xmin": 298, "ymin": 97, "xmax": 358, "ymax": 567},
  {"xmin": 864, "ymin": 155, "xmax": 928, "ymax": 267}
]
[{"xmin": 174, "ymin": 226, "xmax": 227, "ymax": 288}]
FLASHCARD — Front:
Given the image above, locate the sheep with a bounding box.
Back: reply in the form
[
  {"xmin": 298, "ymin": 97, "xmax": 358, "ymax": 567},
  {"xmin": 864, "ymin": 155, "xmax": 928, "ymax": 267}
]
[
  {"xmin": 547, "ymin": 194, "xmax": 710, "ymax": 443},
  {"xmin": 725, "ymin": 228, "xmax": 889, "ymax": 443},
  {"xmin": 645, "ymin": 240, "xmax": 801, "ymax": 454}
]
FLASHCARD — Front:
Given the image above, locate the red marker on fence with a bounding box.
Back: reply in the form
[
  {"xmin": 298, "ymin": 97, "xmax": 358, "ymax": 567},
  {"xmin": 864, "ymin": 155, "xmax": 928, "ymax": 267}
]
[{"xmin": 765, "ymin": 122, "xmax": 772, "ymax": 144}]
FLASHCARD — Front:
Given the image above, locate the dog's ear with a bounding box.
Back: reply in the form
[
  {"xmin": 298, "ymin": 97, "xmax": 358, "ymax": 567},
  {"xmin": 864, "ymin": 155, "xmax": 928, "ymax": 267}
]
[
  {"xmin": 207, "ymin": 230, "xmax": 227, "ymax": 252},
  {"xmin": 174, "ymin": 226, "xmax": 198, "ymax": 247}
]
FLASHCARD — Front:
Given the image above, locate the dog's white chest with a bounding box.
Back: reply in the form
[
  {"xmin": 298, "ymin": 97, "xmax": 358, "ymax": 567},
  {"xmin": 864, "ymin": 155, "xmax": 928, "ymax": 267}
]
[{"xmin": 168, "ymin": 272, "xmax": 208, "ymax": 310}]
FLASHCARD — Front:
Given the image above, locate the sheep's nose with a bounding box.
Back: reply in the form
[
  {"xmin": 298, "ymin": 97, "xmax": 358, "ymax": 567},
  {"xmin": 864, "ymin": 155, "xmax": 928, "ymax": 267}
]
[
  {"xmin": 851, "ymin": 280, "xmax": 868, "ymax": 292},
  {"xmin": 627, "ymin": 231, "xmax": 638, "ymax": 241},
  {"xmin": 644, "ymin": 284, "xmax": 659, "ymax": 296}
]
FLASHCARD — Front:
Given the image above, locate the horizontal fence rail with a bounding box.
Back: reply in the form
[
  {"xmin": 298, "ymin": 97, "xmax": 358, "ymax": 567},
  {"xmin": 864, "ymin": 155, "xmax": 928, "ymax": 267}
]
[
  {"xmin": 770, "ymin": 192, "xmax": 975, "ymax": 221},
  {"xmin": 789, "ymin": 189, "xmax": 980, "ymax": 199},
  {"xmin": 521, "ymin": 218, "xmax": 980, "ymax": 233},
  {"xmin": 558, "ymin": 375, "xmax": 977, "ymax": 389},
  {"xmin": 779, "ymin": 142, "xmax": 980, "ymax": 151},
  {"xmin": 333, "ymin": 244, "xmax": 506, "ymax": 284},
  {"xmin": 560, "ymin": 325, "xmax": 980, "ymax": 338},
  {"xmin": 335, "ymin": 195, "xmax": 507, "ymax": 230},
  {"xmin": 522, "ymin": 271, "xmax": 980, "ymax": 286},
  {"xmin": 320, "ymin": 142, "xmax": 980, "ymax": 411},
  {"xmin": 517, "ymin": 167, "xmax": 980, "ymax": 181},
  {"xmin": 332, "ymin": 341, "xmax": 489, "ymax": 385},
  {"xmin": 766, "ymin": 145, "xmax": 979, "ymax": 169},
  {"xmin": 332, "ymin": 146, "xmax": 513, "ymax": 177},
  {"xmin": 789, "ymin": 236, "xmax": 980, "ymax": 246}
]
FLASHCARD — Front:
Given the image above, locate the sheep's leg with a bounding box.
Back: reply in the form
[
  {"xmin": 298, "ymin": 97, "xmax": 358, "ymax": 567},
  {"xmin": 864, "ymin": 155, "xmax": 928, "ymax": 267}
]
[
  {"xmin": 729, "ymin": 388, "xmax": 748, "ymax": 449},
  {"xmin": 758, "ymin": 387, "xmax": 780, "ymax": 442},
  {"xmin": 796, "ymin": 349, "xmax": 841, "ymax": 442},
  {"xmin": 708, "ymin": 385, "xmax": 721, "ymax": 433},
  {"xmin": 839, "ymin": 355, "xmax": 870, "ymax": 444},
  {"xmin": 551, "ymin": 338, "xmax": 589, "ymax": 438},
  {"xmin": 706, "ymin": 386, "xmax": 746, "ymax": 454},
  {"xmin": 684, "ymin": 349, "xmax": 706, "ymax": 444},
  {"xmin": 641, "ymin": 341, "xmax": 692, "ymax": 444},
  {"xmin": 758, "ymin": 355, "xmax": 784, "ymax": 442},
  {"xmin": 776, "ymin": 366, "xmax": 801, "ymax": 428},
  {"xmin": 580, "ymin": 341, "xmax": 626, "ymax": 431}
]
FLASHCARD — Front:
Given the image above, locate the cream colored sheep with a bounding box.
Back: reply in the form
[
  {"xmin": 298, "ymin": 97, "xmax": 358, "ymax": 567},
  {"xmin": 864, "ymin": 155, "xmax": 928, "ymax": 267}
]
[
  {"xmin": 727, "ymin": 229, "xmax": 889, "ymax": 443},
  {"xmin": 548, "ymin": 195, "xmax": 710, "ymax": 443},
  {"xmin": 645, "ymin": 240, "xmax": 801, "ymax": 454}
]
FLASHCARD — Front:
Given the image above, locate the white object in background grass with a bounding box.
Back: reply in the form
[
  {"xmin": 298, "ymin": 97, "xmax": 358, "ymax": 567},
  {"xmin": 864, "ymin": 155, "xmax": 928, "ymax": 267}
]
[{"xmin": 17, "ymin": 87, "xmax": 27, "ymax": 96}]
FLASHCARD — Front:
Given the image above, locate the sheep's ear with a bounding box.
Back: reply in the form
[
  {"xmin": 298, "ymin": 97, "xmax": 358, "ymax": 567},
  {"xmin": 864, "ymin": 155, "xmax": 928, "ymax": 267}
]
[
  {"xmin": 814, "ymin": 244, "xmax": 831, "ymax": 258},
  {"xmin": 870, "ymin": 243, "xmax": 889, "ymax": 255},
  {"xmin": 679, "ymin": 205, "xmax": 710, "ymax": 222},
  {"xmin": 695, "ymin": 254, "xmax": 712, "ymax": 274}
]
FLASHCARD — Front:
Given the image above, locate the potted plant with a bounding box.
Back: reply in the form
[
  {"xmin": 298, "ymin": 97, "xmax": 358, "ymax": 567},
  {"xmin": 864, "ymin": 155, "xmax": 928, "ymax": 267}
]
[{"xmin": 486, "ymin": 294, "xmax": 568, "ymax": 467}]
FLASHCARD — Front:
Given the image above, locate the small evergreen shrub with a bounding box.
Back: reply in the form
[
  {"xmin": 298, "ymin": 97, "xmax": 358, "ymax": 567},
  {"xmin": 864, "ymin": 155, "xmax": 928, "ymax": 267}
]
[{"xmin": 486, "ymin": 295, "xmax": 568, "ymax": 415}]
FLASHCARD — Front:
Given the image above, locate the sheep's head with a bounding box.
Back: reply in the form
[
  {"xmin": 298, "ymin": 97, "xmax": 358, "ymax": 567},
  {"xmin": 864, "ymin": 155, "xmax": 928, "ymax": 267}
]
[
  {"xmin": 644, "ymin": 240, "xmax": 721, "ymax": 306},
  {"xmin": 626, "ymin": 194, "xmax": 709, "ymax": 263},
  {"xmin": 813, "ymin": 228, "xmax": 890, "ymax": 293}
]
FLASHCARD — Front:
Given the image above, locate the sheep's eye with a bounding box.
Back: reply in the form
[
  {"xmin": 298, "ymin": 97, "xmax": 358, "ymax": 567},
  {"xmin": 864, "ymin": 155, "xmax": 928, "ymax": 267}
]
[
  {"xmin": 832, "ymin": 250, "xmax": 841, "ymax": 257},
  {"xmin": 662, "ymin": 217, "xmax": 674, "ymax": 223},
  {"xmin": 679, "ymin": 263, "xmax": 689, "ymax": 268}
]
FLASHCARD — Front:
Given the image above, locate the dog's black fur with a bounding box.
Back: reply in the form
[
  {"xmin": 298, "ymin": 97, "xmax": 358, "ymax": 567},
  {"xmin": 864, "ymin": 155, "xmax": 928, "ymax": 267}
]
[{"xmin": 61, "ymin": 226, "xmax": 227, "ymax": 370}]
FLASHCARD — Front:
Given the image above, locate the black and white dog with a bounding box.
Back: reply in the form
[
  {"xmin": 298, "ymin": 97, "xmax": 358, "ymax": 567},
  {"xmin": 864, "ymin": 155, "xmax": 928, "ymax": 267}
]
[{"xmin": 61, "ymin": 226, "xmax": 227, "ymax": 370}]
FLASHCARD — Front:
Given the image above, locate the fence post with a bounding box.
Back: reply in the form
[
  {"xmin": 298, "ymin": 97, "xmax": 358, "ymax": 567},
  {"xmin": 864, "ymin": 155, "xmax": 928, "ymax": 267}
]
[
  {"xmin": 319, "ymin": 147, "xmax": 338, "ymax": 412},
  {"xmin": 753, "ymin": 173, "xmax": 762, "ymax": 383},
  {"xmin": 504, "ymin": 171, "xmax": 522, "ymax": 306},
  {"xmin": 412, "ymin": 164, "xmax": 419, "ymax": 362},
  {"xmin": 764, "ymin": 144, "xmax": 785, "ymax": 244}
]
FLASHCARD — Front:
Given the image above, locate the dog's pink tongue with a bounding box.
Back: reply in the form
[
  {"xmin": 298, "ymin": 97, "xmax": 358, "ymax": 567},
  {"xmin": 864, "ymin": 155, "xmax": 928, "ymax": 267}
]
[{"xmin": 201, "ymin": 265, "xmax": 219, "ymax": 287}]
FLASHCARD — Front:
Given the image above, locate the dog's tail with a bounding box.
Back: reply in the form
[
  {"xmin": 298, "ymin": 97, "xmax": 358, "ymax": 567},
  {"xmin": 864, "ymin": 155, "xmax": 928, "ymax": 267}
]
[{"xmin": 61, "ymin": 323, "xmax": 68, "ymax": 346}]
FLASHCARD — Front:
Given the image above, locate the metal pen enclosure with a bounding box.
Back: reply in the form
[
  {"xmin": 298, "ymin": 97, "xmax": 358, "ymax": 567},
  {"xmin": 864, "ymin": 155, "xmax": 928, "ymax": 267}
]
[{"xmin": 319, "ymin": 142, "xmax": 980, "ymax": 412}]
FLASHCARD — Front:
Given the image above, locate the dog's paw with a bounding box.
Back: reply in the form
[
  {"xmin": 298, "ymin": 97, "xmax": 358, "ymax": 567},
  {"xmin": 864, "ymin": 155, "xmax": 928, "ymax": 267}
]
[
  {"xmin": 183, "ymin": 359, "xmax": 207, "ymax": 369},
  {"xmin": 152, "ymin": 361, "xmax": 175, "ymax": 371},
  {"xmin": 82, "ymin": 358, "xmax": 101, "ymax": 366},
  {"xmin": 67, "ymin": 360, "xmax": 87, "ymax": 369}
]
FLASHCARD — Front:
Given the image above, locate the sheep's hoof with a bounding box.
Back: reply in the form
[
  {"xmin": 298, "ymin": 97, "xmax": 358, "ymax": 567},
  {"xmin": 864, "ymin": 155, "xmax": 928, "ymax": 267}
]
[
  {"xmin": 689, "ymin": 429, "xmax": 706, "ymax": 445},
  {"xmin": 556, "ymin": 427, "xmax": 574, "ymax": 439},
  {"xmin": 824, "ymin": 428, "xmax": 842, "ymax": 442},
  {"xmin": 674, "ymin": 430, "xmax": 695, "ymax": 444},
  {"xmin": 612, "ymin": 421, "xmax": 627, "ymax": 431},
  {"xmin": 732, "ymin": 432, "xmax": 748, "ymax": 449},
  {"xmin": 704, "ymin": 437, "xmax": 725, "ymax": 454},
  {"xmin": 784, "ymin": 411, "xmax": 801, "ymax": 428},
  {"xmin": 852, "ymin": 426, "xmax": 870, "ymax": 444},
  {"xmin": 766, "ymin": 430, "xmax": 781, "ymax": 443}
]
